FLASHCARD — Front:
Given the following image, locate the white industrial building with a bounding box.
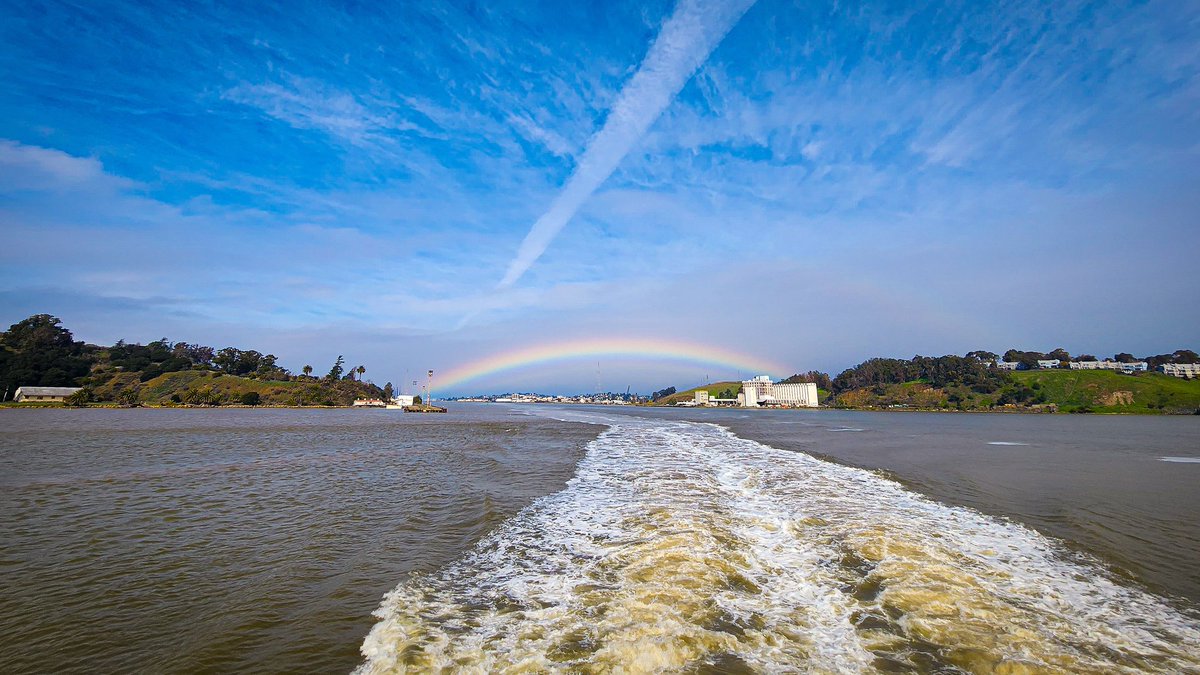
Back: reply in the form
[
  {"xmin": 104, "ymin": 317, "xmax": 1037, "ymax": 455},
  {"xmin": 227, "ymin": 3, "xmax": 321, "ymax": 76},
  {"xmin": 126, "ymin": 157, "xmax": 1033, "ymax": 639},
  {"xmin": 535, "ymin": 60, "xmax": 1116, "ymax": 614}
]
[{"xmin": 739, "ymin": 375, "xmax": 818, "ymax": 408}]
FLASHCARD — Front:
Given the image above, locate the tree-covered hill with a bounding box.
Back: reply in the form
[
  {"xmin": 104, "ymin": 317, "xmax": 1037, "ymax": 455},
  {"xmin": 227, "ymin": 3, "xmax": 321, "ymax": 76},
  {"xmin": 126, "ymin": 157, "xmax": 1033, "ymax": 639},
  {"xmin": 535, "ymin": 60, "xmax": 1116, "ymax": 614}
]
[
  {"xmin": 0, "ymin": 314, "xmax": 385, "ymax": 406},
  {"xmin": 828, "ymin": 351, "xmax": 1200, "ymax": 414}
]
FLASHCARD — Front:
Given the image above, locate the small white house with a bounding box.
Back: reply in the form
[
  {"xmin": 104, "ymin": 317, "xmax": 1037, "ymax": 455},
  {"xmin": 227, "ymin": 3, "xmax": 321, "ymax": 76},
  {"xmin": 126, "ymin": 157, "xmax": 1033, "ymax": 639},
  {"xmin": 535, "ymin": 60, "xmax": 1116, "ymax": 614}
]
[
  {"xmin": 994, "ymin": 361, "xmax": 1022, "ymax": 371},
  {"xmin": 1036, "ymin": 359, "xmax": 1061, "ymax": 369},
  {"xmin": 14, "ymin": 386, "xmax": 81, "ymax": 402}
]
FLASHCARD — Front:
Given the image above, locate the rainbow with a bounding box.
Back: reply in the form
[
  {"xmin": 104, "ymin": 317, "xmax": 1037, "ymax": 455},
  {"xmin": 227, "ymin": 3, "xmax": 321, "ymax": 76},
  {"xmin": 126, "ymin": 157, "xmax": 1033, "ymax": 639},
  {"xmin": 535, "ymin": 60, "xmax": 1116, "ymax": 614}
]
[{"xmin": 436, "ymin": 337, "xmax": 791, "ymax": 391}]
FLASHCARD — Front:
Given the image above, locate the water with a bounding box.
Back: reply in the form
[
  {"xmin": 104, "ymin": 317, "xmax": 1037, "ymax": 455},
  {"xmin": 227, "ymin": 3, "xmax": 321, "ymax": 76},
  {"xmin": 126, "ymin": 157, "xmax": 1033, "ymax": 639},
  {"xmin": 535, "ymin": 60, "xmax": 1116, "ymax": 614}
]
[
  {"xmin": 3, "ymin": 406, "xmax": 1199, "ymax": 673},
  {"xmin": 358, "ymin": 408, "xmax": 1200, "ymax": 673},
  {"xmin": 0, "ymin": 407, "xmax": 597, "ymax": 673}
]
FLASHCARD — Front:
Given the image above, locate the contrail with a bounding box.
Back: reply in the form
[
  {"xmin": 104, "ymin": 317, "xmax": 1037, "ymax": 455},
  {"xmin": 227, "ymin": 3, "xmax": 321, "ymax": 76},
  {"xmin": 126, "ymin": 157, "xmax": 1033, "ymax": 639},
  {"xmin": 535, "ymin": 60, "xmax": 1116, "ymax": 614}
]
[{"xmin": 497, "ymin": 0, "xmax": 758, "ymax": 289}]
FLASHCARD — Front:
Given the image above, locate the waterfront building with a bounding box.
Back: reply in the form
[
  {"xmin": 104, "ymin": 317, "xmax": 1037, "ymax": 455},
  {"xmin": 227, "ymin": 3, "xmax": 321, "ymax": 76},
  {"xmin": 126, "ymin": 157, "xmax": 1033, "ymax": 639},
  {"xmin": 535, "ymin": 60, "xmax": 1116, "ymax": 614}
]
[
  {"xmin": 741, "ymin": 375, "xmax": 818, "ymax": 408},
  {"xmin": 694, "ymin": 390, "xmax": 710, "ymax": 405},
  {"xmin": 14, "ymin": 386, "xmax": 81, "ymax": 402},
  {"xmin": 1159, "ymin": 363, "xmax": 1200, "ymax": 378}
]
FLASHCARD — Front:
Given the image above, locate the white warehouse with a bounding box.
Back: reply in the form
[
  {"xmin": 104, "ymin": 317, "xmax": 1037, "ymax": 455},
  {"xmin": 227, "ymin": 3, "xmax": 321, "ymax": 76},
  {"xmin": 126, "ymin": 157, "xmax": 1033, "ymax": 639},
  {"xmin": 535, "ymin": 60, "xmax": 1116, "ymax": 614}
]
[{"xmin": 739, "ymin": 375, "xmax": 819, "ymax": 408}]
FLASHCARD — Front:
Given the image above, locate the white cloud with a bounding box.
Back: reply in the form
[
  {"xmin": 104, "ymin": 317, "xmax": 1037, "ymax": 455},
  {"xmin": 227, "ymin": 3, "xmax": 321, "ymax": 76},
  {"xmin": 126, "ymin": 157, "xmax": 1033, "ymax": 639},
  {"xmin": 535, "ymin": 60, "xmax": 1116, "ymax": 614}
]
[{"xmin": 497, "ymin": 0, "xmax": 759, "ymax": 289}]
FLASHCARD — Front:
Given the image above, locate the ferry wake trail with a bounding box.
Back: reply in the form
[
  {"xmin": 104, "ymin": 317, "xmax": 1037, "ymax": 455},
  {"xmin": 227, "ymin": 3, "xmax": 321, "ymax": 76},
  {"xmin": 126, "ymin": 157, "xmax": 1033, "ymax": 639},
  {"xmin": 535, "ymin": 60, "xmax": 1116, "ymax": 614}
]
[{"xmin": 359, "ymin": 412, "xmax": 1200, "ymax": 673}]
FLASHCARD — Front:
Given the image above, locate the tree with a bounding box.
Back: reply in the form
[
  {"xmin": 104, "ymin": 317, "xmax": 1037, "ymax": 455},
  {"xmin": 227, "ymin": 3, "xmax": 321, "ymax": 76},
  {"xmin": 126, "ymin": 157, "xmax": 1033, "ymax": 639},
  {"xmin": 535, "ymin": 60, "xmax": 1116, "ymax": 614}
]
[
  {"xmin": 356, "ymin": 365, "xmax": 366, "ymax": 381},
  {"xmin": 785, "ymin": 371, "xmax": 832, "ymax": 390},
  {"xmin": 1173, "ymin": 350, "xmax": 1199, "ymax": 364},
  {"xmin": 0, "ymin": 314, "xmax": 93, "ymax": 396},
  {"xmin": 383, "ymin": 382, "xmax": 394, "ymax": 400},
  {"xmin": 1114, "ymin": 353, "xmax": 1136, "ymax": 363},
  {"xmin": 965, "ymin": 350, "xmax": 999, "ymax": 363},
  {"xmin": 651, "ymin": 386, "xmax": 677, "ymax": 401},
  {"xmin": 64, "ymin": 387, "xmax": 93, "ymax": 407},
  {"xmin": 240, "ymin": 391, "xmax": 261, "ymax": 406},
  {"xmin": 1047, "ymin": 348, "xmax": 1071, "ymax": 363},
  {"xmin": 327, "ymin": 355, "xmax": 345, "ymax": 381},
  {"xmin": 302, "ymin": 365, "xmax": 313, "ymax": 378}
]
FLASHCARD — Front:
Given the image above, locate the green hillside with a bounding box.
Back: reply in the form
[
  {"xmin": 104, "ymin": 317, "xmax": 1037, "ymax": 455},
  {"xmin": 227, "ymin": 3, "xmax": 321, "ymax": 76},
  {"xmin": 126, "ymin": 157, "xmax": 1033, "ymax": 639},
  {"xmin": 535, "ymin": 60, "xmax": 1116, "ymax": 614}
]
[
  {"xmin": 832, "ymin": 370, "xmax": 1200, "ymax": 414},
  {"xmin": 1, "ymin": 313, "xmax": 386, "ymax": 406},
  {"xmin": 93, "ymin": 370, "xmax": 380, "ymax": 407},
  {"xmin": 1011, "ymin": 370, "xmax": 1200, "ymax": 414},
  {"xmin": 655, "ymin": 381, "xmax": 742, "ymax": 405}
]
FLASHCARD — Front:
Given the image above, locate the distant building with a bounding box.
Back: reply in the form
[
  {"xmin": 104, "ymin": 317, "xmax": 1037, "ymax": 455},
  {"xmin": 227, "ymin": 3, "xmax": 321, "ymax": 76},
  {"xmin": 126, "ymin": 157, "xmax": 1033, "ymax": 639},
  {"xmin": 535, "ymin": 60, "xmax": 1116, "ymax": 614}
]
[
  {"xmin": 1036, "ymin": 359, "xmax": 1061, "ymax": 369},
  {"xmin": 1069, "ymin": 360, "xmax": 1147, "ymax": 373},
  {"xmin": 694, "ymin": 390, "xmax": 710, "ymax": 405},
  {"xmin": 994, "ymin": 361, "xmax": 1022, "ymax": 371},
  {"xmin": 14, "ymin": 386, "xmax": 81, "ymax": 402},
  {"xmin": 741, "ymin": 375, "xmax": 818, "ymax": 408},
  {"xmin": 391, "ymin": 394, "xmax": 415, "ymax": 406},
  {"xmin": 1160, "ymin": 363, "xmax": 1200, "ymax": 378},
  {"xmin": 353, "ymin": 398, "xmax": 386, "ymax": 407}
]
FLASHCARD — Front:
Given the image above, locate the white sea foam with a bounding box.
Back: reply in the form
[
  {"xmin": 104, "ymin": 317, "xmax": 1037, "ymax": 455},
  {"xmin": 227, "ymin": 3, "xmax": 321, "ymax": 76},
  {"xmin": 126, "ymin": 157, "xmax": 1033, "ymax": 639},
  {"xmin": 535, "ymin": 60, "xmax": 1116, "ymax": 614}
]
[
  {"xmin": 1160, "ymin": 457, "xmax": 1200, "ymax": 463},
  {"xmin": 987, "ymin": 441, "xmax": 1031, "ymax": 446},
  {"xmin": 828, "ymin": 427, "xmax": 865, "ymax": 432},
  {"xmin": 358, "ymin": 414, "xmax": 1200, "ymax": 673}
]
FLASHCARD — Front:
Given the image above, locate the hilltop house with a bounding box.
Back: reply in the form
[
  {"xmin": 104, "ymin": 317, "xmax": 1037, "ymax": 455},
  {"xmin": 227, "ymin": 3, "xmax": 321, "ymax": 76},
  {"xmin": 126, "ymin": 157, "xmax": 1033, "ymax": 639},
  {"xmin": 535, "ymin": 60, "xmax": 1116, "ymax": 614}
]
[
  {"xmin": 1159, "ymin": 363, "xmax": 1200, "ymax": 378},
  {"xmin": 14, "ymin": 386, "xmax": 81, "ymax": 402},
  {"xmin": 1069, "ymin": 360, "xmax": 1148, "ymax": 373}
]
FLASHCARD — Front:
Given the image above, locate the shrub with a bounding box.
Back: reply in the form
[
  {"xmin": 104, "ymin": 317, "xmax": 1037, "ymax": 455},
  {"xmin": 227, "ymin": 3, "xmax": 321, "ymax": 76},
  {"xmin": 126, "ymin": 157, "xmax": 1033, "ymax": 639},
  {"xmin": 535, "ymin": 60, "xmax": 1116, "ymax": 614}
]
[{"xmin": 240, "ymin": 391, "xmax": 261, "ymax": 406}]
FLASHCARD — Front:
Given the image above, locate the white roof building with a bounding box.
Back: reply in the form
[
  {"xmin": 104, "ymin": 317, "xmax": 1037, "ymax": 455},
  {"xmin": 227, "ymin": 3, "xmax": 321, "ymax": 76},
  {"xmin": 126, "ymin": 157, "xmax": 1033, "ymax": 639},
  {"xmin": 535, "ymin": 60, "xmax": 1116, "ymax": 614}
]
[{"xmin": 14, "ymin": 386, "xmax": 81, "ymax": 402}]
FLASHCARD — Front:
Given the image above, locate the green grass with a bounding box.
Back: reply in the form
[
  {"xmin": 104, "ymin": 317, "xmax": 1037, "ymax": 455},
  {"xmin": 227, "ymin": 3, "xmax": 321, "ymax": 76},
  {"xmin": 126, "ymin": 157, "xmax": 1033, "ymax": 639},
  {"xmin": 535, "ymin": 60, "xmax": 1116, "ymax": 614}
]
[
  {"xmin": 655, "ymin": 381, "xmax": 743, "ymax": 405},
  {"xmin": 1011, "ymin": 370, "xmax": 1200, "ymax": 414}
]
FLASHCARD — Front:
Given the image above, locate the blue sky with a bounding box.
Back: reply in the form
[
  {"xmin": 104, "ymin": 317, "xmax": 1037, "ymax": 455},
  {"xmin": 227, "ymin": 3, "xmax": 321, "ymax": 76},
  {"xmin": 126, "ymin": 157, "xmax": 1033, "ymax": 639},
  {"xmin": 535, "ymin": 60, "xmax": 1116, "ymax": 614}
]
[{"xmin": 1, "ymin": 0, "xmax": 1197, "ymax": 394}]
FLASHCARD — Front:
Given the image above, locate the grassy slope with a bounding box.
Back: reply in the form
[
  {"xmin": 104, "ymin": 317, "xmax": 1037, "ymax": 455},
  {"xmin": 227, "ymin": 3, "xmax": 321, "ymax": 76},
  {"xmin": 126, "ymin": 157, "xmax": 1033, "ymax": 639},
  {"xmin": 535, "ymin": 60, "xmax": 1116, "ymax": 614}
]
[
  {"xmin": 93, "ymin": 370, "xmax": 377, "ymax": 406},
  {"xmin": 655, "ymin": 381, "xmax": 742, "ymax": 405},
  {"xmin": 1011, "ymin": 370, "xmax": 1200, "ymax": 414},
  {"xmin": 833, "ymin": 370, "xmax": 1200, "ymax": 414}
]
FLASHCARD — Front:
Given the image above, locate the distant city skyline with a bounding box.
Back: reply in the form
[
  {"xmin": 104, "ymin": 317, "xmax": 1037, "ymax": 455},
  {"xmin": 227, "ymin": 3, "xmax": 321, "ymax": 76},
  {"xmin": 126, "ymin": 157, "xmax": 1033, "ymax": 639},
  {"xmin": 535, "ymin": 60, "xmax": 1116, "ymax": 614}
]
[{"xmin": 2, "ymin": 0, "xmax": 1197, "ymax": 394}]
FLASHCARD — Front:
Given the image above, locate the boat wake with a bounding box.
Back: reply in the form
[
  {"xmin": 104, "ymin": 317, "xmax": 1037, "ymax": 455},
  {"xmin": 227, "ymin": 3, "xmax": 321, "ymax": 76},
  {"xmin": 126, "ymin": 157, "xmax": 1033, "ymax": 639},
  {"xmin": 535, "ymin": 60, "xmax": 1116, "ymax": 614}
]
[{"xmin": 358, "ymin": 414, "xmax": 1200, "ymax": 673}]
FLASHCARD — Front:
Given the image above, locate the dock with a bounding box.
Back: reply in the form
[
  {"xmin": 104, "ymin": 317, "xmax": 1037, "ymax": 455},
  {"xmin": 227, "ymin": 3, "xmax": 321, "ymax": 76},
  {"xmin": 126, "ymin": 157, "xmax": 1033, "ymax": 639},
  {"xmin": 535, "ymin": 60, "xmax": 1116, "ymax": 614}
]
[{"xmin": 403, "ymin": 404, "xmax": 447, "ymax": 413}]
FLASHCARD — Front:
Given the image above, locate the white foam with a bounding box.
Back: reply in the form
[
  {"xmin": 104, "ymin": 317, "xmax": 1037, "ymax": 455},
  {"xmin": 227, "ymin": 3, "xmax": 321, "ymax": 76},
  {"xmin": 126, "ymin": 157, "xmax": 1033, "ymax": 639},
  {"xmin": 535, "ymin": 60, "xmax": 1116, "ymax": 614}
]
[
  {"xmin": 828, "ymin": 427, "xmax": 865, "ymax": 432},
  {"xmin": 1160, "ymin": 456, "xmax": 1200, "ymax": 463},
  {"xmin": 987, "ymin": 441, "xmax": 1031, "ymax": 446},
  {"xmin": 358, "ymin": 413, "xmax": 1200, "ymax": 673}
]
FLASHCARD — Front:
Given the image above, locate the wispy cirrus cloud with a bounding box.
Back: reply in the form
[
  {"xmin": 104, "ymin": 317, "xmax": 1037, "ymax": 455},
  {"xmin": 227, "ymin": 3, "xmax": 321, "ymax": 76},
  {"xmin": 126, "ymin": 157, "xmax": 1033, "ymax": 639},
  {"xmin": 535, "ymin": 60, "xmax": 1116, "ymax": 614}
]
[
  {"xmin": 222, "ymin": 74, "xmax": 425, "ymax": 147},
  {"xmin": 497, "ymin": 0, "xmax": 759, "ymax": 289}
]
